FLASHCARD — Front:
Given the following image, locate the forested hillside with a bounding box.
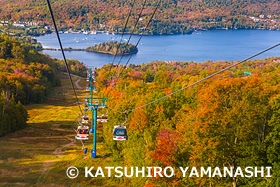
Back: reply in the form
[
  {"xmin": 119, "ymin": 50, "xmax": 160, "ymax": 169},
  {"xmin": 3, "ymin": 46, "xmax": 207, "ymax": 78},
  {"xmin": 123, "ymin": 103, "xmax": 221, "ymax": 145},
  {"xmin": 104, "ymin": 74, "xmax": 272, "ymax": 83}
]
[
  {"xmin": 0, "ymin": 34, "xmax": 60, "ymax": 136},
  {"xmin": 95, "ymin": 58, "xmax": 280, "ymax": 186},
  {"xmin": 54, "ymin": 58, "xmax": 88, "ymax": 77},
  {"xmin": 0, "ymin": 0, "xmax": 279, "ymax": 34}
]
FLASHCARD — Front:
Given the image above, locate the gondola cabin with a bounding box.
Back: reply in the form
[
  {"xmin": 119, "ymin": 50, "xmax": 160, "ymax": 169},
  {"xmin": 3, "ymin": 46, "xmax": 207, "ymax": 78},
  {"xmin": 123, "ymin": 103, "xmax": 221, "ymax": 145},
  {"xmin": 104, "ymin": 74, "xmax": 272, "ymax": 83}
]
[
  {"xmin": 113, "ymin": 125, "xmax": 128, "ymax": 141},
  {"xmin": 75, "ymin": 126, "xmax": 89, "ymax": 140},
  {"xmin": 97, "ymin": 116, "xmax": 102, "ymax": 122},
  {"xmin": 101, "ymin": 115, "xmax": 108, "ymax": 122},
  {"xmin": 81, "ymin": 115, "xmax": 89, "ymax": 123}
]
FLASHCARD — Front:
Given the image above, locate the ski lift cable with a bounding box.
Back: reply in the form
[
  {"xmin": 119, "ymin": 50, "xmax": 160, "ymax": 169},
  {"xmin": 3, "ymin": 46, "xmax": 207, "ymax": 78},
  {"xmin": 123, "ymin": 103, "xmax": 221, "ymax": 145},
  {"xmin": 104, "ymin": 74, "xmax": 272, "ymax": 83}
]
[
  {"xmin": 107, "ymin": 0, "xmax": 138, "ymax": 79},
  {"xmin": 108, "ymin": 41, "xmax": 280, "ymax": 114},
  {"xmin": 80, "ymin": 139, "xmax": 85, "ymax": 150},
  {"xmin": 113, "ymin": 0, "xmax": 148, "ymax": 73},
  {"xmin": 107, "ymin": 105, "xmax": 127, "ymax": 124},
  {"xmin": 117, "ymin": 0, "xmax": 161, "ymax": 77},
  {"xmin": 107, "ymin": 105, "xmax": 125, "ymax": 114},
  {"xmin": 46, "ymin": 0, "xmax": 83, "ymax": 114},
  {"xmin": 46, "ymin": 0, "xmax": 280, "ymax": 123}
]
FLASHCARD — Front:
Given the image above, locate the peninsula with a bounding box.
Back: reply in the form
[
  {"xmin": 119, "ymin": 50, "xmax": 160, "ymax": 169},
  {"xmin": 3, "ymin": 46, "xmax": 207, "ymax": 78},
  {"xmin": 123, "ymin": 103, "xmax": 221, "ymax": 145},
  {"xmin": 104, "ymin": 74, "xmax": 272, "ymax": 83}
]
[{"xmin": 43, "ymin": 41, "xmax": 138, "ymax": 55}]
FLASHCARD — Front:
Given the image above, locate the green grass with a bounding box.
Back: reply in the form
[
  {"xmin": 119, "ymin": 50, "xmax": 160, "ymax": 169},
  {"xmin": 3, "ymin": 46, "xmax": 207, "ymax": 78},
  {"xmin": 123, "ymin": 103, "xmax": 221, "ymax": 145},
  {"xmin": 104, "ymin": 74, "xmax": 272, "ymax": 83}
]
[
  {"xmin": 0, "ymin": 72, "xmax": 137, "ymax": 187},
  {"xmin": 0, "ymin": 72, "xmax": 121, "ymax": 187}
]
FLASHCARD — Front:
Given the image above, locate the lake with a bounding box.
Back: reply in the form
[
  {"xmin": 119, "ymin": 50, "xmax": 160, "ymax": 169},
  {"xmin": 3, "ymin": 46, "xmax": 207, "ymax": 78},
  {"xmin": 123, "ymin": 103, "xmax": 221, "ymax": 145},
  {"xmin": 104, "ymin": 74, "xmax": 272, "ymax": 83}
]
[{"xmin": 35, "ymin": 30, "xmax": 280, "ymax": 68}]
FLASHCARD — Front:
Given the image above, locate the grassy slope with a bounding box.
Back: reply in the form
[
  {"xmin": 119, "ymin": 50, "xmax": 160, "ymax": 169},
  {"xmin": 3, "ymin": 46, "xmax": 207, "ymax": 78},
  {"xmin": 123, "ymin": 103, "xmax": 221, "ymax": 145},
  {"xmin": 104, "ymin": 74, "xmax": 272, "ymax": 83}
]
[{"xmin": 0, "ymin": 72, "xmax": 123, "ymax": 187}]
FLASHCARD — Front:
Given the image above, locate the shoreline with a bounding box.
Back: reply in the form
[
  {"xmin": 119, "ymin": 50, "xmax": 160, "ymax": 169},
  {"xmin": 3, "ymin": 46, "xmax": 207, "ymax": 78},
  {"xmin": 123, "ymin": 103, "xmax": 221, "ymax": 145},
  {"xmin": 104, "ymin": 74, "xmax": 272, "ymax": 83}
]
[
  {"xmin": 33, "ymin": 28, "xmax": 280, "ymax": 38},
  {"xmin": 43, "ymin": 48, "xmax": 137, "ymax": 55},
  {"xmin": 36, "ymin": 29, "xmax": 280, "ymax": 67}
]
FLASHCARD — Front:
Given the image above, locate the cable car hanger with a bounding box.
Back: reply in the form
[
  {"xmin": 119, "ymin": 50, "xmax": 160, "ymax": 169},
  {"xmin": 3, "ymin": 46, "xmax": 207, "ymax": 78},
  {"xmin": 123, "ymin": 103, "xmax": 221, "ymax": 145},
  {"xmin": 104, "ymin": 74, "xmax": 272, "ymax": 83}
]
[{"xmin": 120, "ymin": 112, "xmax": 127, "ymax": 127}]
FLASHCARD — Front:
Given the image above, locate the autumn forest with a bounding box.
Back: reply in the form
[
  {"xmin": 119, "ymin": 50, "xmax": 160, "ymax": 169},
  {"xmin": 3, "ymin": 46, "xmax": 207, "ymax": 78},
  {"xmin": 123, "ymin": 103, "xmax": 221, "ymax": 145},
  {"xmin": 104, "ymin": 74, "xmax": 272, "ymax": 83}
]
[
  {"xmin": 1, "ymin": 0, "xmax": 280, "ymax": 186},
  {"xmin": 93, "ymin": 58, "xmax": 280, "ymax": 186},
  {"xmin": 0, "ymin": 0, "xmax": 280, "ymax": 34}
]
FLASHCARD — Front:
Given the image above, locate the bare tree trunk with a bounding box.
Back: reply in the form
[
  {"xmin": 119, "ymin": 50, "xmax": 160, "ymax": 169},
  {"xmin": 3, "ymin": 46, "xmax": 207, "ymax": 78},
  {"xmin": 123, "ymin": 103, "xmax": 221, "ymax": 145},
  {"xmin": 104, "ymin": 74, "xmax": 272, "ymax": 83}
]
[{"xmin": 2, "ymin": 91, "xmax": 11, "ymax": 115}]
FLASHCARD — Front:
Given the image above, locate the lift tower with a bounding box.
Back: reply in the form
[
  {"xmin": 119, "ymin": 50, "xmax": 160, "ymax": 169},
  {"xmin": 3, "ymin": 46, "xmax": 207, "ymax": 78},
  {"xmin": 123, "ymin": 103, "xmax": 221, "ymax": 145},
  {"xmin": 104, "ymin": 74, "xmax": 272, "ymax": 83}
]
[{"xmin": 86, "ymin": 67, "xmax": 107, "ymax": 158}]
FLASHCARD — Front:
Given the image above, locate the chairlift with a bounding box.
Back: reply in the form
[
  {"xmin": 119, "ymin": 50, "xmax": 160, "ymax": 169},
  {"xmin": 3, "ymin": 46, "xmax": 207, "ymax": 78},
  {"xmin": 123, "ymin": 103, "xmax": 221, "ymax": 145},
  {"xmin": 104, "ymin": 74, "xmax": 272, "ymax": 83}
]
[
  {"xmin": 98, "ymin": 103, "xmax": 106, "ymax": 109},
  {"xmin": 86, "ymin": 86, "xmax": 94, "ymax": 92},
  {"xmin": 97, "ymin": 115, "xmax": 102, "ymax": 122},
  {"xmin": 75, "ymin": 126, "xmax": 89, "ymax": 140},
  {"xmin": 86, "ymin": 85, "xmax": 97, "ymax": 92},
  {"xmin": 113, "ymin": 125, "xmax": 128, "ymax": 140},
  {"xmin": 81, "ymin": 115, "xmax": 89, "ymax": 123},
  {"xmin": 101, "ymin": 114, "xmax": 108, "ymax": 122},
  {"xmin": 101, "ymin": 107, "xmax": 109, "ymax": 122},
  {"xmin": 86, "ymin": 87, "xmax": 94, "ymax": 91}
]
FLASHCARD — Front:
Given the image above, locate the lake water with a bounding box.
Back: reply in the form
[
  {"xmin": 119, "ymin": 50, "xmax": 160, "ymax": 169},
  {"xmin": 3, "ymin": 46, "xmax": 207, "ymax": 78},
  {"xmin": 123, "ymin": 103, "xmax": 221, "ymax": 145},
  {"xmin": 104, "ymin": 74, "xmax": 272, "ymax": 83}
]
[{"xmin": 36, "ymin": 30, "xmax": 280, "ymax": 68}]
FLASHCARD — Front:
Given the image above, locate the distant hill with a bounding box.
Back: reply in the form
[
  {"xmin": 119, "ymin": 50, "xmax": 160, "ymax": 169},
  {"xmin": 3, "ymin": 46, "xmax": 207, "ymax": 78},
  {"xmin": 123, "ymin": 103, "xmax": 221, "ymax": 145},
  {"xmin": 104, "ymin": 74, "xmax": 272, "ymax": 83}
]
[{"xmin": 0, "ymin": 0, "xmax": 280, "ymax": 34}]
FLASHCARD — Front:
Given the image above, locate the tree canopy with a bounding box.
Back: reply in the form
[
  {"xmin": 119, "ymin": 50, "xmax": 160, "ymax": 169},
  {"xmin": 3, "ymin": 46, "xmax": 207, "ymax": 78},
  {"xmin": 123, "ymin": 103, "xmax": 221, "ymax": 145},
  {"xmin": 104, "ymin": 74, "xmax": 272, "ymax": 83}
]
[
  {"xmin": 0, "ymin": 34, "xmax": 60, "ymax": 136},
  {"xmin": 86, "ymin": 41, "xmax": 138, "ymax": 55},
  {"xmin": 95, "ymin": 57, "xmax": 280, "ymax": 186},
  {"xmin": 0, "ymin": 0, "xmax": 279, "ymax": 34}
]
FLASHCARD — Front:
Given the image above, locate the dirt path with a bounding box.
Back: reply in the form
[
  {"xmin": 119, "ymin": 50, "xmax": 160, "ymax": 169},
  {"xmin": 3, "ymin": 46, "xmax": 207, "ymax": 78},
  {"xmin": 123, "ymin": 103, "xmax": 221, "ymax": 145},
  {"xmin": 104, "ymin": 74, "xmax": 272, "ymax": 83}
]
[
  {"xmin": 34, "ymin": 72, "xmax": 83, "ymax": 185},
  {"xmin": 53, "ymin": 137, "xmax": 76, "ymax": 156},
  {"xmin": 75, "ymin": 79, "xmax": 82, "ymax": 90},
  {"xmin": 35, "ymin": 136, "xmax": 76, "ymax": 186},
  {"xmin": 61, "ymin": 72, "xmax": 83, "ymax": 90}
]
